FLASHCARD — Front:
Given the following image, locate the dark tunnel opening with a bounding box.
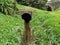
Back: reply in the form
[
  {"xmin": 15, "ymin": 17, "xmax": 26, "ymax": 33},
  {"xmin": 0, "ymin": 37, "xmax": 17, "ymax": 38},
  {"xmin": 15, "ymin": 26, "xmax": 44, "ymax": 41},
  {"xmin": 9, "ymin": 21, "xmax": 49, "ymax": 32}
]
[
  {"xmin": 47, "ymin": 6, "xmax": 52, "ymax": 11},
  {"xmin": 22, "ymin": 13, "xmax": 32, "ymax": 23}
]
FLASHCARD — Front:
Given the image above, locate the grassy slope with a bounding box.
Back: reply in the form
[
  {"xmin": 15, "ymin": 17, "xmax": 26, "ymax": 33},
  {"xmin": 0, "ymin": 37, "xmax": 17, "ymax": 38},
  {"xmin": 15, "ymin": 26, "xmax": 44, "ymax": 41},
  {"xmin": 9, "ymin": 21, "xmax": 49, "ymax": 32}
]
[
  {"xmin": 0, "ymin": 4, "xmax": 60, "ymax": 45},
  {"xmin": 0, "ymin": 13, "xmax": 24, "ymax": 45}
]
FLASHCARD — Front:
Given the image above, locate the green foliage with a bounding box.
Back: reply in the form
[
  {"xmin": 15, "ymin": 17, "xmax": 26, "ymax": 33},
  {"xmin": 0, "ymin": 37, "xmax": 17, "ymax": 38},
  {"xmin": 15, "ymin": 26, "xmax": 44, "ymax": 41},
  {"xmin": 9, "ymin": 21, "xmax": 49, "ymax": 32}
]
[
  {"xmin": 0, "ymin": 13, "xmax": 23, "ymax": 45},
  {"xmin": 0, "ymin": 4, "xmax": 60, "ymax": 45},
  {"xmin": 0, "ymin": 0, "xmax": 18, "ymax": 15},
  {"xmin": 16, "ymin": 0, "xmax": 47, "ymax": 9}
]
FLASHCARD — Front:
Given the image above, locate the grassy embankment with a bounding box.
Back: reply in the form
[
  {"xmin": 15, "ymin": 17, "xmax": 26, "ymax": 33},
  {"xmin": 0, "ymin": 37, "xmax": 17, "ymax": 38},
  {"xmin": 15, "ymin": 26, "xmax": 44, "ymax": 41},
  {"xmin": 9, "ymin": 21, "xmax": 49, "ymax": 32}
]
[{"xmin": 0, "ymin": 4, "xmax": 60, "ymax": 45}]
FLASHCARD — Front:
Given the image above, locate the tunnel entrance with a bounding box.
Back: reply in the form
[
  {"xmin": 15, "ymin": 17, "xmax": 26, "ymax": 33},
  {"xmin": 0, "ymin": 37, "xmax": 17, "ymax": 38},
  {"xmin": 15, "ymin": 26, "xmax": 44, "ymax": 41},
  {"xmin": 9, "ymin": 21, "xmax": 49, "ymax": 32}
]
[
  {"xmin": 22, "ymin": 13, "xmax": 32, "ymax": 23},
  {"xmin": 47, "ymin": 6, "xmax": 52, "ymax": 11}
]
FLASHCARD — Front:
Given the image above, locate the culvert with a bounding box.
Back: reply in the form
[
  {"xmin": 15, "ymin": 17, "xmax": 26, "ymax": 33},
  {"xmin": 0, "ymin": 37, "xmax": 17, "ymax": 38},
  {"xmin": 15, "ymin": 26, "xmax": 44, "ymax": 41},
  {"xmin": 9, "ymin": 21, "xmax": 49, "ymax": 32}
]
[
  {"xmin": 21, "ymin": 13, "xmax": 32, "ymax": 23},
  {"xmin": 21, "ymin": 12, "xmax": 34, "ymax": 45},
  {"xmin": 47, "ymin": 6, "xmax": 52, "ymax": 11}
]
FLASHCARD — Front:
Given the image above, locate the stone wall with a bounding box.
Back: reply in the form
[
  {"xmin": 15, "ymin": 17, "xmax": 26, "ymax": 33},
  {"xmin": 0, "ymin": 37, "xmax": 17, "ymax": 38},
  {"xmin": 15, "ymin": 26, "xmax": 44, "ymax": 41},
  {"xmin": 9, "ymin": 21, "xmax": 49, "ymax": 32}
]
[{"xmin": 46, "ymin": 2, "xmax": 60, "ymax": 11}]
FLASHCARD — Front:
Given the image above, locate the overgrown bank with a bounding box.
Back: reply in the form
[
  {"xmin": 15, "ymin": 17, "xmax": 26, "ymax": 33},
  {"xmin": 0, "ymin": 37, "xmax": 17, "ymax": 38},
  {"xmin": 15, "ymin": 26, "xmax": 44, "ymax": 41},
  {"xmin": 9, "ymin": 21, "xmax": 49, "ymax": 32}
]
[{"xmin": 0, "ymin": 4, "xmax": 60, "ymax": 45}]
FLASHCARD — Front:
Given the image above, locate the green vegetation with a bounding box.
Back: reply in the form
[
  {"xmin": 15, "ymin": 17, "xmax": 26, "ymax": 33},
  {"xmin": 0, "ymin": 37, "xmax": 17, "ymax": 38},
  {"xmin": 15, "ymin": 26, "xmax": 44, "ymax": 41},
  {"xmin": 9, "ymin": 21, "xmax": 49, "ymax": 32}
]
[
  {"xmin": 0, "ymin": 4, "xmax": 60, "ymax": 45},
  {"xmin": 0, "ymin": 0, "xmax": 18, "ymax": 15},
  {"xmin": 16, "ymin": 0, "xmax": 47, "ymax": 9},
  {"xmin": 0, "ymin": 13, "xmax": 23, "ymax": 45}
]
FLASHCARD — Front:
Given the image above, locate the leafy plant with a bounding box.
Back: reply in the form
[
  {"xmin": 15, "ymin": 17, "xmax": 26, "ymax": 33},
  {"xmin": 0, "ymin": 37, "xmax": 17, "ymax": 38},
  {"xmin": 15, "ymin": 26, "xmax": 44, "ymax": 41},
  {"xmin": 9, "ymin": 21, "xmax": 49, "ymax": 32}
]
[{"xmin": 0, "ymin": 0, "xmax": 18, "ymax": 15}]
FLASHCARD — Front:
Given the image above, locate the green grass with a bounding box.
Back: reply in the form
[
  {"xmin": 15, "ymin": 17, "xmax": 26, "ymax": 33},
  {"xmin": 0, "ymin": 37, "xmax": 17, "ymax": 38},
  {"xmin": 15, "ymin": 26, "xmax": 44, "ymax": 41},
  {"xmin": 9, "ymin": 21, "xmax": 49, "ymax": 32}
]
[
  {"xmin": 0, "ymin": 13, "xmax": 23, "ymax": 45},
  {"xmin": 0, "ymin": 4, "xmax": 60, "ymax": 45}
]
